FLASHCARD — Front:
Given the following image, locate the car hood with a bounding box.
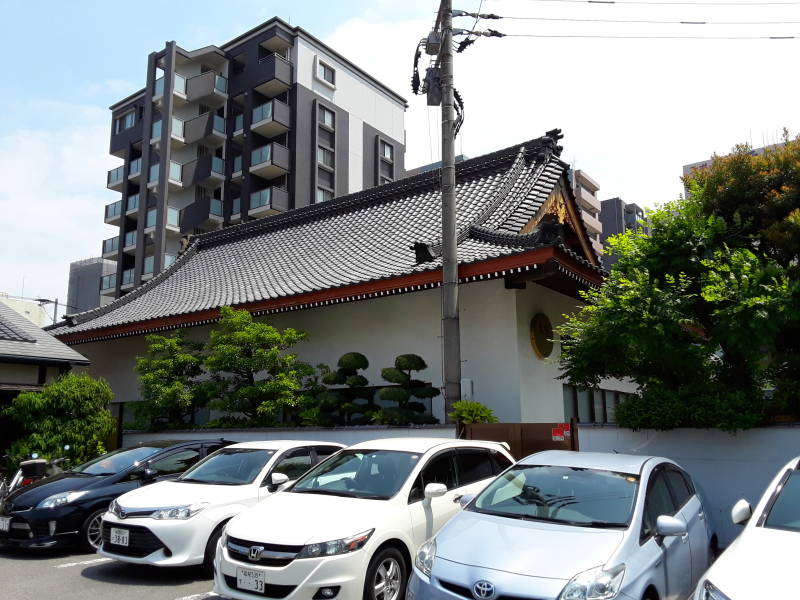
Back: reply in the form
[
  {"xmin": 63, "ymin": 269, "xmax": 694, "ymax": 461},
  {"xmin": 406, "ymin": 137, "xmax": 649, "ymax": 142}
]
[
  {"xmin": 4, "ymin": 472, "xmax": 109, "ymax": 509},
  {"xmin": 703, "ymin": 526, "xmax": 799, "ymax": 598},
  {"xmin": 227, "ymin": 492, "xmax": 392, "ymax": 545},
  {"xmin": 435, "ymin": 510, "xmax": 626, "ymax": 580},
  {"xmin": 117, "ymin": 480, "xmax": 253, "ymax": 508}
]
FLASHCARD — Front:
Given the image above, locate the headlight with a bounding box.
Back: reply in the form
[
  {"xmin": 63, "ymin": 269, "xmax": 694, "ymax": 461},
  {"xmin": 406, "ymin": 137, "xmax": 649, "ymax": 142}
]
[
  {"xmin": 37, "ymin": 491, "xmax": 89, "ymax": 509},
  {"xmin": 296, "ymin": 529, "xmax": 374, "ymax": 558},
  {"xmin": 558, "ymin": 564, "xmax": 625, "ymax": 600},
  {"xmin": 415, "ymin": 538, "xmax": 436, "ymax": 578},
  {"xmin": 150, "ymin": 502, "xmax": 209, "ymax": 520},
  {"xmin": 701, "ymin": 580, "xmax": 733, "ymax": 600}
]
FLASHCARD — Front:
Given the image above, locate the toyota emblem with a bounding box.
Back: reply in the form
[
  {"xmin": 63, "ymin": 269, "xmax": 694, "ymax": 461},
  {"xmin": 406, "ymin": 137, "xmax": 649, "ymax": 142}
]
[
  {"xmin": 119, "ymin": 509, "xmax": 127, "ymax": 519},
  {"xmin": 249, "ymin": 545, "xmax": 264, "ymax": 561},
  {"xmin": 473, "ymin": 580, "xmax": 496, "ymax": 600}
]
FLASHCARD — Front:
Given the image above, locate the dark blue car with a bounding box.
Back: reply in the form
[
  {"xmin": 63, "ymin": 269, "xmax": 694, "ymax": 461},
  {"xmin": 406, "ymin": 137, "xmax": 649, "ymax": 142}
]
[{"xmin": 0, "ymin": 439, "xmax": 233, "ymax": 551}]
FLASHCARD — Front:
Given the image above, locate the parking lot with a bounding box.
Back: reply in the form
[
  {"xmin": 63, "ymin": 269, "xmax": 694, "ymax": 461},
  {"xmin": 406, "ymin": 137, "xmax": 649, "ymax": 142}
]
[{"xmin": 0, "ymin": 546, "xmax": 225, "ymax": 600}]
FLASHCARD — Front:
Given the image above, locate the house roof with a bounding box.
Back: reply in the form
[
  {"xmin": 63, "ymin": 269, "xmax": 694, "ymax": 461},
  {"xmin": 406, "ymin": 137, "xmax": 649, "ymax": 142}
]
[
  {"xmin": 0, "ymin": 303, "xmax": 89, "ymax": 366},
  {"xmin": 50, "ymin": 131, "xmax": 602, "ymax": 345}
]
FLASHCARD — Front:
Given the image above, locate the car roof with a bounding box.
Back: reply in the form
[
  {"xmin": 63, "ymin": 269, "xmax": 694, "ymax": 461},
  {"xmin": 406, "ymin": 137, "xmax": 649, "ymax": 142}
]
[
  {"xmin": 518, "ymin": 450, "xmax": 658, "ymax": 475},
  {"xmin": 124, "ymin": 439, "xmax": 235, "ymax": 450},
  {"xmin": 224, "ymin": 440, "xmax": 346, "ymax": 451},
  {"xmin": 347, "ymin": 437, "xmax": 506, "ymax": 454}
]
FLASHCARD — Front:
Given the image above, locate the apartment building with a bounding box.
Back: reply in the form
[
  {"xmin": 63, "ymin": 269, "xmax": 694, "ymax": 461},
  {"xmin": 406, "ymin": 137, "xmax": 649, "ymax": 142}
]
[
  {"xmin": 571, "ymin": 169, "xmax": 603, "ymax": 258},
  {"xmin": 599, "ymin": 198, "xmax": 649, "ymax": 269},
  {"xmin": 67, "ymin": 258, "xmax": 115, "ymax": 313},
  {"xmin": 101, "ymin": 17, "xmax": 406, "ymax": 299}
]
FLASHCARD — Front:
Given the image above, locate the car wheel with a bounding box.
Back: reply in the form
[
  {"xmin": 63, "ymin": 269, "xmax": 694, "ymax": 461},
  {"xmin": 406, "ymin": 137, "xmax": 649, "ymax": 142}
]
[
  {"xmin": 202, "ymin": 524, "xmax": 225, "ymax": 577},
  {"xmin": 81, "ymin": 509, "xmax": 106, "ymax": 551},
  {"xmin": 363, "ymin": 546, "xmax": 406, "ymax": 600}
]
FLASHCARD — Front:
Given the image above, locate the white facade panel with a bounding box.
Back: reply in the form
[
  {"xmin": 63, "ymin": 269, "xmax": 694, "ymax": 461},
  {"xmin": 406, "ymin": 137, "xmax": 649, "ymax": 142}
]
[{"xmin": 348, "ymin": 116, "xmax": 364, "ymax": 193}]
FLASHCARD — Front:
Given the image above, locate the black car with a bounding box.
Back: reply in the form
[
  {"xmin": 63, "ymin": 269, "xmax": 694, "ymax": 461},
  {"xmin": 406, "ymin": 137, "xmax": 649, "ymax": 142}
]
[{"xmin": 0, "ymin": 439, "xmax": 234, "ymax": 550}]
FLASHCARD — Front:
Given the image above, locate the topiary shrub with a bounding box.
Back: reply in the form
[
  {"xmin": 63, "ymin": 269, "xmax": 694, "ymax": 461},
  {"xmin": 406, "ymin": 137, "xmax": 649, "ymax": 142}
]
[{"xmin": 448, "ymin": 400, "xmax": 498, "ymax": 425}]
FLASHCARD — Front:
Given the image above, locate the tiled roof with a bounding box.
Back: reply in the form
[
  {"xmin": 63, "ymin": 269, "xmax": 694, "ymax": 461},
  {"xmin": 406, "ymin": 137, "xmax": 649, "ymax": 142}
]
[
  {"xmin": 0, "ymin": 303, "xmax": 88, "ymax": 365},
  {"xmin": 51, "ymin": 132, "xmax": 601, "ymax": 341}
]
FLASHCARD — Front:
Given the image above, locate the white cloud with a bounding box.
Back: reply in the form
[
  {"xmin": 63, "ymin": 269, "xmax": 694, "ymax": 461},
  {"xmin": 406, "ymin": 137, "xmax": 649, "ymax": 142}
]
[
  {"xmin": 325, "ymin": 0, "xmax": 800, "ymax": 208},
  {"xmin": 0, "ymin": 104, "xmax": 119, "ymax": 310}
]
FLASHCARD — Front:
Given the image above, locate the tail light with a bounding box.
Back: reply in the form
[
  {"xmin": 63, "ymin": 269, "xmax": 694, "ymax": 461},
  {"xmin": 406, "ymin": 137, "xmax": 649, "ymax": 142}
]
[{"xmin": 20, "ymin": 478, "xmax": 36, "ymax": 487}]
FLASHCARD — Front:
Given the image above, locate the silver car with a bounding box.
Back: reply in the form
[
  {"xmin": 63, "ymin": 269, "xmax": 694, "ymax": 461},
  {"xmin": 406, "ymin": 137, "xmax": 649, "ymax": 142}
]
[{"xmin": 408, "ymin": 450, "xmax": 714, "ymax": 600}]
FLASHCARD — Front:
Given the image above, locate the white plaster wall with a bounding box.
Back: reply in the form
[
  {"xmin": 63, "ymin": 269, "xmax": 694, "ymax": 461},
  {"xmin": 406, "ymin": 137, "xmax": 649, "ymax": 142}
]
[
  {"xmin": 579, "ymin": 425, "xmax": 800, "ymax": 547},
  {"xmin": 295, "ymin": 38, "xmax": 405, "ymax": 142},
  {"xmin": 348, "ymin": 115, "xmax": 364, "ymax": 193},
  {"xmin": 123, "ymin": 425, "xmax": 455, "ymax": 447},
  {"xmin": 0, "ymin": 363, "xmax": 39, "ymax": 385}
]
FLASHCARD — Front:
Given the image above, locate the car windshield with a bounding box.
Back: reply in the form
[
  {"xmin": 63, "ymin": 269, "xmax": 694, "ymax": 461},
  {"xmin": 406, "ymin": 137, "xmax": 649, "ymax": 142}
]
[
  {"xmin": 291, "ymin": 449, "xmax": 420, "ymax": 500},
  {"xmin": 178, "ymin": 448, "xmax": 275, "ymax": 485},
  {"xmin": 763, "ymin": 470, "xmax": 800, "ymax": 532},
  {"xmin": 72, "ymin": 446, "xmax": 163, "ymax": 475},
  {"xmin": 470, "ymin": 464, "xmax": 639, "ymax": 528}
]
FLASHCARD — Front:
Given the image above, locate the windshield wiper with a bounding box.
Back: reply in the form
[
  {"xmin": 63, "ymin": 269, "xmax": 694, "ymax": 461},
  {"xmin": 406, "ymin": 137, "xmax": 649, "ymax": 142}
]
[
  {"xmin": 565, "ymin": 520, "xmax": 628, "ymax": 529},
  {"xmin": 293, "ymin": 489, "xmax": 352, "ymax": 497}
]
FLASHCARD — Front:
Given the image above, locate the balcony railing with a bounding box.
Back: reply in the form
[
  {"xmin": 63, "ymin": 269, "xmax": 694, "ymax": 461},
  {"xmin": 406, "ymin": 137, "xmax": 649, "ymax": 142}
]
[
  {"xmin": 210, "ymin": 198, "xmax": 223, "ymax": 217},
  {"xmin": 129, "ymin": 158, "xmax": 141, "ymax": 177},
  {"xmin": 211, "ymin": 156, "xmax": 224, "ymax": 175},
  {"xmin": 154, "ymin": 76, "xmax": 164, "ymax": 98},
  {"xmin": 234, "ymin": 114, "xmax": 244, "ymax": 132},
  {"xmin": 149, "ymin": 163, "xmax": 159, "ymax": 183},
  {"xmin": 121, "ymin": 268, "xmax": 134, "ymax": 286},
  {"xmin": 169, "ymin": 161, "xmax": 182, "ymax": 182},
  {"xmin": 123, "ymin": 230, "xmax": 136, "ymax": 247},
  {"xmin": 233, "ymin": 155, "xmax": 242, "ymax": 173},
  {"xmin": 127, "ymin": 193, "xmax": 139, "ymax": 212},
  {"xmin": 151, "ymin": 120, "xmax": 162, "ymax": 140},
  {"xmin": 251, "ymin": 188, "xmax": 272, "ymax": 210},
  {"xmin": 107, "ymin": 165, "xmax": 124, "ymax": 186},
  {"xmin": 102, "ymin": 236, "xmax": 119, "ymax": 255},
  {"xmin": 174, "ymin": 74, "xmax": 186, "ymax": 95},
  {"xmin": 100, "ymin": 273, "xmax": 116, "ymax": 291},
  {"xmin": 164, "ymin": 254, "xmax": 177, "ymax": 268},
  {"xmin": 172, "ymin": 117, "xmax": 184, "ymax": 138},
  {"xmin": 253, "ymin": 102, "xmax": 273, "ymax": 124},
  {"xmin": 213, "ymin": 115, "xmax": 225, "ymax": 134},
  {"xmin": 143, "ymin": 255, "xmax": 155, "ymax": 275},
  {"xmin": 105, "ymin": 201, "xmax": 122, "ymax": 220},
  {"xmin": 232, "ymin": 197, "xmax": 241, "ymax": 215},
  {"xmin": 146, "ymin": 208, "xmax": 157, "ymax": 228},
  {"xmin": 215, "ymin": 74, "xmax": 228, "ymax": 94},
  {"xmin": 251, "ymin": 145, "xmax": 272, "ymax": 167},
  {"xmin": 167, "ymin": 206, "xmax": 180, "ymax": 228}
]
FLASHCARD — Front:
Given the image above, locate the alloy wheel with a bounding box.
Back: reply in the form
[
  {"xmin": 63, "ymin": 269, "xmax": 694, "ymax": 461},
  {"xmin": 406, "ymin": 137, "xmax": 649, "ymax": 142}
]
[
  {"xmin": 86, "ymin": 513, "xmax": 103, "ymax": 549},
  {"xmin": 373, "ymin": 556, "xmax": 401, "ymax": 600}
]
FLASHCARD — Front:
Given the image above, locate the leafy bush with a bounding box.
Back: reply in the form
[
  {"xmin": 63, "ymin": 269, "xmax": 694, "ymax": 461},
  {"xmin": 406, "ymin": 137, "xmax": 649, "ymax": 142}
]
[
  {"xmin": 448, "ymin": 400, "xmax": 498, "ymax": 424},
  {"xmin": 373, "ymin": 354, "xmax": 440, "ymax": 425},
  {"xmin": 3, "ymin": 373, "xmax": 115, "ymax": 467}
]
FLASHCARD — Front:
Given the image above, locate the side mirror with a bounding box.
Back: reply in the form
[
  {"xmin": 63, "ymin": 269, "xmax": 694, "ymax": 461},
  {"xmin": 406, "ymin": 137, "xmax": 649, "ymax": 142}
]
[
  {"xmin": 656, "ymin": 515, "xmax": 687, "ymax": 538},
  {"xmin": 731, "ymin": 499, "xmax": 752, "ymax": 525},
  {"xmin": 142, "ymin": 467, "xmax": 158, "ymax": 481},
  {"xmin": 271, "ymin": 472, "xmax": 290, "ymax": 487},
  {"xmin": 454, "ymin": 493, "xmax": 476, "ymax": 508},
  {"xmin": 424, "ymin": 483, "xmax": 447, "ymax": 499}
]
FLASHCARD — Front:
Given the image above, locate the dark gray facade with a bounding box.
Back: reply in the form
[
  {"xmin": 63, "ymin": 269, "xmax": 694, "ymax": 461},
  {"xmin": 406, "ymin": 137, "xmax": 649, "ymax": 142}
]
[
  {"xmin": 67, "ymin": 258, "xmax": 115, "ymax": 314},
  {"xmin": 599, "ymin": 198, "xmax": 649, "ymax": 269},
  {"xmin": 100, "ymin": 17, "xmax": 406, "ymax": 300}
]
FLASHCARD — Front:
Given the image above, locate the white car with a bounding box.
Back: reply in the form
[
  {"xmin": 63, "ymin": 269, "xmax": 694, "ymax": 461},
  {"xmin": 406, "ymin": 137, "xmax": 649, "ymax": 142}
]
[
  {"xmin": 693, "ymin": 455, "xmax": 800, "ymax": 599},
  {"xmin": 408, "ymin": 450, "xmax": 715, "ymax": 600},
  {"xmin": 99, "ymin": 440, "xmax": 344, "ymax": 572},
  {"xmin": 213, "ymin": 437, "xmax": 515, "ymax": 600}
]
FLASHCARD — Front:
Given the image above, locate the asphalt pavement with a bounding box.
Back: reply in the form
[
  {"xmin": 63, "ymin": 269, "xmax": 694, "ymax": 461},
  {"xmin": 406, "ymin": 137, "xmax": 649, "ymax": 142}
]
[{"xmin": 0, "ymin": 545, "xmax": 228, "ymax": 600}]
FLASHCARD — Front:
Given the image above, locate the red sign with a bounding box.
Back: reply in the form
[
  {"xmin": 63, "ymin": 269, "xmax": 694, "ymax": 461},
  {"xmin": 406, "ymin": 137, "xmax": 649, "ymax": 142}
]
[
  {"xmin": 559, "ymin": 423, "xmax": 571, "ymax": 436},
  {"xmin": 551, "ymin": 427, "xmax": 565, "ymax": 442}
]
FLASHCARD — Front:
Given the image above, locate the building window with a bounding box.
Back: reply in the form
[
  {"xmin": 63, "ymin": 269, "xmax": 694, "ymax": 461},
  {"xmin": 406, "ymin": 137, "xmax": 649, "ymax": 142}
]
[
  {"xmin": 317, "ymin": 60, "xmax": 335, "ymax": 85},
  {"xmin": 114, "ymin": 110, "xmax": 135, "ymax": 134},
  {"xmin": 380, "ymin": 141, "xmax": 394, "ymax": 161},
  {"xmin": 317, "ymin": 146, "xmax": 335, "ymax": 168},
  {"xmin": 318, "ymin": 106, "xmax": 335, "ymax": 129},
  {"xmin": 316, "ymin": 187, "xmax": 334, "ymax": 203}
]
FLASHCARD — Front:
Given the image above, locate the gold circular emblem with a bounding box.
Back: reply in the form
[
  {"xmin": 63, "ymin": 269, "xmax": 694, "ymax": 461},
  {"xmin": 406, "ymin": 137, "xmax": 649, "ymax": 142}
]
[{"xmin": 530, "ymin": 313, "xmax": 554, "ymax": 359}]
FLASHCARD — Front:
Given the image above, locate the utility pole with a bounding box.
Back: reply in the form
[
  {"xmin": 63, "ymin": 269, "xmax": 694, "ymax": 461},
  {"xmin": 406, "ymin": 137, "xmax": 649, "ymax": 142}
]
[{"xmin": 439, "ymin": 0, "xmax": 461, "ymax": 418}]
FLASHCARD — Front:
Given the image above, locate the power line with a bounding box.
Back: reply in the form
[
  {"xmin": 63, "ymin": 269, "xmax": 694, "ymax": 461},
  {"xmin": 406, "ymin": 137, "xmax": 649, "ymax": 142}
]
[
  {"xmin": 497, "ymin": 15, "xmax": 800, "ymax": 25},
  {"xmin": 497, "ymin": 32, "xmax": 798, "ymax": 38},
  {"xmin": 512, "ymin": 0, "xmax": 800, "ymax": 5}
]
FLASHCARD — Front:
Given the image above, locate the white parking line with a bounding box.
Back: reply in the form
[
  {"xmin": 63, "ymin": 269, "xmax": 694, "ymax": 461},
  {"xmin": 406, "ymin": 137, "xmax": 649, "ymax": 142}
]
[
  {"xmin": 55, "ymin": 557, "xmax": 113, "ymax": 569},
  {"xmin": 173, "ymin": 593, "xmax": 221, "ymax": 600}
]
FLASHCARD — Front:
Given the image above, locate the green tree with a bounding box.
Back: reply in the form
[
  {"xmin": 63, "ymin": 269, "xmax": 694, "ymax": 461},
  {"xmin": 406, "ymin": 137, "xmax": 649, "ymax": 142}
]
[
  {"xmin": 311, "ymin": 352, "xmax": 378, "ymax": 426},
  {"xmin": 558, "ymin": 136, "xmax": 800, "ymax": 431},
  {"xmin": 205, "ymin": 306, "xmax": 311, "ymax": 422},
  {"xmin": 134, "ymin": 330, "xmax": 212, "ymax": 428},
  {"xmin": 3, "ymin": 373, "xmax": 115, "ymax": 467},
  {"xmin": 373, "ymin": 354, "xmax": 440, "ymax": 425}
]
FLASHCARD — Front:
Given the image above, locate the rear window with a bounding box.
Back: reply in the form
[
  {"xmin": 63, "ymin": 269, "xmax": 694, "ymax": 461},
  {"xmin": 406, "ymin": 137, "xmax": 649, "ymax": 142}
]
[
  {"xmin": 73, "ymin": 446, "xmax": 162, "ymax": 475},
  {"xmin": 456, "ymin": 449, "xmax": 494, "ymax": 486}
]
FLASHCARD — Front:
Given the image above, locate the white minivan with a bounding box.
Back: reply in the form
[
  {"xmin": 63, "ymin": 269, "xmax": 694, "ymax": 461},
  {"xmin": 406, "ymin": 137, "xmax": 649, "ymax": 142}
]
[
  {"xmin": 214, "ymin": 437, "xmax": 514, "ymax": 600},
  {"xmin": 99, "ymin": 440, "xmax": 343, "ymax": 572}
]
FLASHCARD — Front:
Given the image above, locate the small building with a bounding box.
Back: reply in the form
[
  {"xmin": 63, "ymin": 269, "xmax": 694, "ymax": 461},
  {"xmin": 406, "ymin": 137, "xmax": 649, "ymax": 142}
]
[
  {"xmin": 67, "ymin": 257, "xmax": 116, "ymax": 314},
  {"xmin": 570, "ymin": 169, "xmax": 603, "ymax": 258},
  {"xmin": 599, "ymin": 198, "xmax": 650, "ymax": 270},
  {"xmin": 52, "ymin": 132, "xmax": 632, "ymax": 426}
]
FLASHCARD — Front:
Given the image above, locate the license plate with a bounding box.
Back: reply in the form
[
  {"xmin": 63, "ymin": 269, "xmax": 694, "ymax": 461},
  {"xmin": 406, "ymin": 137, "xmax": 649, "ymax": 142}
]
[
  {"xmin": 237, "ymin": 567, "xmax": 266, "ymax": 593},
  {"xmin": 0, "ymin": 517, "xmax": 9, "ymax": 533},
  {"xmin": 110, "ymin": 527, "xmax": 129, "ymax": 546}
]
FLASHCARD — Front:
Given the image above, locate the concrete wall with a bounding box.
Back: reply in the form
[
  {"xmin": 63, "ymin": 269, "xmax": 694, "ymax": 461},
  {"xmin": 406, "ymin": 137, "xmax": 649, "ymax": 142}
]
[
  {"xmin": 578, "ymin": 424, "xmax": 800, "ymax": 546},
  {"xmin": 122, "ymin": 424, "xmax": 456, "ymax": 448},
  {"xmin": 0, "ymin": 363, "xmax": 40, "ymax": 385},
  {"xmin": 74, "ymin": 279, "xmax": 588, "ymax": 425}
]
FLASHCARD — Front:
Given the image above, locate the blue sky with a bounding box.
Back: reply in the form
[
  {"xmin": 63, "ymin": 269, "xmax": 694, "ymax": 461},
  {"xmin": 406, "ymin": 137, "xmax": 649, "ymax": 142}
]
[{"xmin": 1, "ymin": 0, "xmax": 799, "ymax": 317}]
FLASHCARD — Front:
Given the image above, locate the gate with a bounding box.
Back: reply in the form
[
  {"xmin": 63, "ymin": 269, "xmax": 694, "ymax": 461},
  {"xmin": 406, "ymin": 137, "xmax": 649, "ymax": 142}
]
[{"xmin": 463, "ymin": 420, "xmax": 578, "ymax": 460}]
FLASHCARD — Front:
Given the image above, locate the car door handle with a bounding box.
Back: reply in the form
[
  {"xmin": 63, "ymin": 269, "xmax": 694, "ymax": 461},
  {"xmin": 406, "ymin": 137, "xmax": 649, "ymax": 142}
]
[
  {"xmin": 453, "ymin": 494, "xmax": 463, "ymax": 504},
  {"xmin": 698, "ymin": 511, "xmax": 705, "ymax": 520}
]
